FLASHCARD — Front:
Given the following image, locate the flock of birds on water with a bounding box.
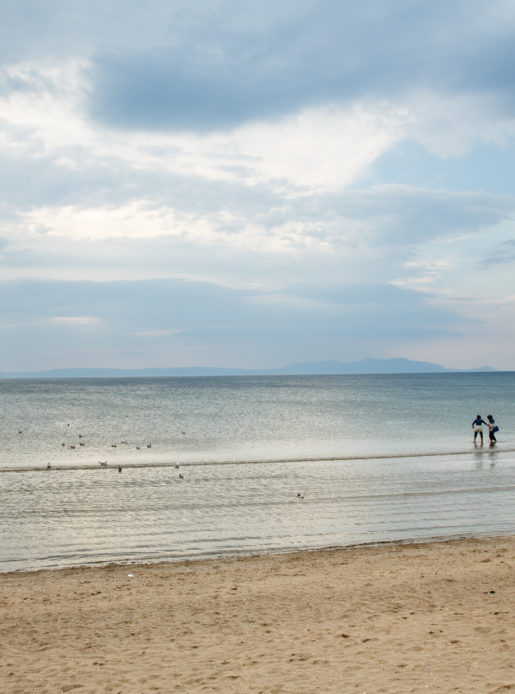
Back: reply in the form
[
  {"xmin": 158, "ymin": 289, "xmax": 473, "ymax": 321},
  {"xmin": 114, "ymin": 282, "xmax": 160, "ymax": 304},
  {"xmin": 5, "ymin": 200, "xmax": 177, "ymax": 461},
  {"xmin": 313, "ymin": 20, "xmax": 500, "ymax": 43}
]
[
  {"xmin": 14, "ymin": 429, "xmax": 304, "ymax": 497},
  {"xmin": 15, "ymin": 428, "xmax": 186, "ymax": 478}
]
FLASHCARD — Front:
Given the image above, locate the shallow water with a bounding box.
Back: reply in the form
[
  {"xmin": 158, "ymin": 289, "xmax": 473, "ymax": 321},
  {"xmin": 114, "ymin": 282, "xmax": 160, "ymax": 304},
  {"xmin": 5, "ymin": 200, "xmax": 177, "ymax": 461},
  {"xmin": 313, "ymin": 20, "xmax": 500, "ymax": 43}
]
[{"xmin": 1, "ymin": 373, "xmax": 514, "ymax": 571}]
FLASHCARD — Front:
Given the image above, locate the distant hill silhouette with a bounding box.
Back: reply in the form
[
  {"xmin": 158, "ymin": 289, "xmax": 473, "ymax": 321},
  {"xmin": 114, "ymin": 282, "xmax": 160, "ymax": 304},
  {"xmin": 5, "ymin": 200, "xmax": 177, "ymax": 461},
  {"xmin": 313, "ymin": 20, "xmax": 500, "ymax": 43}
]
[
  {"xmin": 0, "ymin": 358, "xmax": 499, "ymax": 378},
  {"xmin": 276, "ymin": 358, "xmax": 497, "ymax": 374}
]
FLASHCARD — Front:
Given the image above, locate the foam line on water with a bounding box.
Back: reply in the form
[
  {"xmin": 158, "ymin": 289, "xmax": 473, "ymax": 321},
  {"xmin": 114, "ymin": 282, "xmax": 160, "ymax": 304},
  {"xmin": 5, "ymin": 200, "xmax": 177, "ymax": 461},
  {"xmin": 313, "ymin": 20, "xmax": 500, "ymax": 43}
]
[{"xmin": 1, "ymin": 446, "xmax": 513, "ymax": 473}]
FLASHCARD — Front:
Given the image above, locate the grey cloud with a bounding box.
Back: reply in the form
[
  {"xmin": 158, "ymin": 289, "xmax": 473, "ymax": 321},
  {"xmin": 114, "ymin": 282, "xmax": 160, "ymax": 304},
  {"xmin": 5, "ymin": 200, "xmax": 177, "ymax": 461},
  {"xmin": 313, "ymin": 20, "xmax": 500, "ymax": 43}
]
[
  {"xmin": 481, "ymin": 239, "xmax": 515, "ymax": 266},
  {"xmin": 261, "ymin": 281, "xmax": 467, "ymax": 335},
  {"xmin": 0, "ymin": 276, "xmax": 460, "ymax": 336},
  {"xmin": 324, "ymin": 186, "xmax": 515, "ymax": 245},
  {"xmin": 0, "ymin": 0, "xmax": 177, "ymax": 65},
  {"xmin": 0, "ymin": 279, "xmax": 249, "ymax": 347},
  {"xmin": 0, "ymin": 69, "xmax": 38, "ymax": 97},
  {"xmin": 0, "ymin": 277, "xmax": 463, "ymax": 370},
  {"xmin": 84, "ymin": 0, "xmax": 515, "ymax": 132},
  {"xmin": 0, "ymin": 146, "xmax": 285, "ymax": 226},
  {"xmin": 0, "ymin": 152, "xmax": 100, "ymax": 211}
]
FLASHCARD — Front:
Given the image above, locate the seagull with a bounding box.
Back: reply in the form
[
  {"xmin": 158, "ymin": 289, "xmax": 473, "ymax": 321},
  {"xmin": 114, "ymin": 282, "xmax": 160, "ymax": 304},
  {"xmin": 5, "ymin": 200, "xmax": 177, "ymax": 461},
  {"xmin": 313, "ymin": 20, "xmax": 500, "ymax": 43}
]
[
  {"xmin": 98, "ymin": 461, "xmax": 108, "ymax": 467},
  {"xmin": 296, "ymin": 492, "xmax": 304, "ymax": 499}
]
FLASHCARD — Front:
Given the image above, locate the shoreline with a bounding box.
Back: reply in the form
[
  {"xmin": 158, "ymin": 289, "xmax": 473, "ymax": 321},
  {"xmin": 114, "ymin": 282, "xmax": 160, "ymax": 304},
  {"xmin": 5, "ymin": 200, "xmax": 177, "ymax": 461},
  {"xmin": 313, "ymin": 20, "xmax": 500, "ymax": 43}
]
[
  {"xmin": 3, "ymin": 529, "xmax": 515, "ymax": 576},
  {"xmin": 1, "ymin": 535, "xmax": 514, "ymax": 693}
]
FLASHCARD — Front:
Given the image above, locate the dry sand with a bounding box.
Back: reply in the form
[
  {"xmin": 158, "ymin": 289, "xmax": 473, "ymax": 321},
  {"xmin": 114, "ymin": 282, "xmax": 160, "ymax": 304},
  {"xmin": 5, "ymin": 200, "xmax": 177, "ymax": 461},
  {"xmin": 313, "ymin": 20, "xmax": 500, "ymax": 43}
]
[{"xmin": 1, "ymin": 536, "xmax": 514, "ymax": 694}]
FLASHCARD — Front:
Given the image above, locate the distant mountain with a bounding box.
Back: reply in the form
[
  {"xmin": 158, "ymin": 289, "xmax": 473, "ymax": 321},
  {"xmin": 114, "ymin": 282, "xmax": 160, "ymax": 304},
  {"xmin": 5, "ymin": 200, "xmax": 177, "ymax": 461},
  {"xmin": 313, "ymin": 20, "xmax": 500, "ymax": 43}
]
[
  {"xmin": 276, "ymin": 358, "xmax": 499, "ymax": 374},
  {"xmin": 0, "ymin": 358, "xmax": 499, "ymax": 379},
  {"xmin": 276, "ymin": 358, "xmax": 454, "ymax": 374}
]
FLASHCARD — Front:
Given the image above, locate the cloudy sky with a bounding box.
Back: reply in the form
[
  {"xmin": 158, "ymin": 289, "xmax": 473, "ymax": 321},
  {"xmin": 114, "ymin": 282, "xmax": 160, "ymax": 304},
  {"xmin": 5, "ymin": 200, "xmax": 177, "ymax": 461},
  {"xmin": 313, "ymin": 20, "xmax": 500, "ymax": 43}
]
[{"xmin": 1, "ymin": 0, "xmax": 515, "ymax": 371}]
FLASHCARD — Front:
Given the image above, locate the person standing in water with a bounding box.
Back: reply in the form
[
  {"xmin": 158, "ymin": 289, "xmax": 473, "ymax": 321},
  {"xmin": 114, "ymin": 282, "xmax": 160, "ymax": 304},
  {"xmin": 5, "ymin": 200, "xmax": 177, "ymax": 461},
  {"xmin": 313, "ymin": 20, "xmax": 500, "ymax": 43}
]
[
  {"xmin": 472, "ymin": 414, "xmax": 487, "ymax": 445},
  {"xmin": 486, "ymin": 414, "xmax": 499, "ymax": 445}
]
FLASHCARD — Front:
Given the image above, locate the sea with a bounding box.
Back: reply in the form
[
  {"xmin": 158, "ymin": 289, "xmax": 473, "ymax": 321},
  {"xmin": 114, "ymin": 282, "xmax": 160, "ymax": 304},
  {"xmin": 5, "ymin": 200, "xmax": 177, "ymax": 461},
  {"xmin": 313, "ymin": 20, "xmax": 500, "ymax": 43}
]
[{"xmin": 1, "ymin": 372, "xmax": 515, "ymax": 573}]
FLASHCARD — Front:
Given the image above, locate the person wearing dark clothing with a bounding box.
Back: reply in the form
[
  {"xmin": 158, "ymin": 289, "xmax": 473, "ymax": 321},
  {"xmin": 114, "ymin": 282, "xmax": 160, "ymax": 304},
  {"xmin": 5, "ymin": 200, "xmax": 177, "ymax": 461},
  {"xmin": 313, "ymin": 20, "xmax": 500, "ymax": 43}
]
[{"xmin": 486, "ymin": 414, "xmax": 499, "ymax": 444}]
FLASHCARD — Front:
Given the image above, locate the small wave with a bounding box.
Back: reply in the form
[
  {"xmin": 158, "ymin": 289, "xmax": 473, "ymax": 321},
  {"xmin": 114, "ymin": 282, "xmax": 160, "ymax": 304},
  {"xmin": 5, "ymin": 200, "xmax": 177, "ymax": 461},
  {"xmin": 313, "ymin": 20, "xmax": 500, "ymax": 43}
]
[{"xmin": 1, "ymin": 446, "xmax": 514, "ymax": 474}]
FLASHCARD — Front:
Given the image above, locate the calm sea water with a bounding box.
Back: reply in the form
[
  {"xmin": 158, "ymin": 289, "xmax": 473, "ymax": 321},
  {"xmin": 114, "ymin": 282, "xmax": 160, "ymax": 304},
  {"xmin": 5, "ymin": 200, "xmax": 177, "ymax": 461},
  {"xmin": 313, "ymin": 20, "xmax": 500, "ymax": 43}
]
[{"xmin": 1, "ymin": 373, "xmax": 515, "ymax": 572}]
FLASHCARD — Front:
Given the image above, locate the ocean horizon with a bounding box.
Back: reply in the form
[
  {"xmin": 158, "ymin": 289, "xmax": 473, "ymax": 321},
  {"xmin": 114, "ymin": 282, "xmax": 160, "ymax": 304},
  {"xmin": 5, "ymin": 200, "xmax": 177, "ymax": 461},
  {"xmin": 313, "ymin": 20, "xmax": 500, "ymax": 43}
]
[{"xmin": 0, "ymin": 355, "xmax": 502, "ymax": 379}]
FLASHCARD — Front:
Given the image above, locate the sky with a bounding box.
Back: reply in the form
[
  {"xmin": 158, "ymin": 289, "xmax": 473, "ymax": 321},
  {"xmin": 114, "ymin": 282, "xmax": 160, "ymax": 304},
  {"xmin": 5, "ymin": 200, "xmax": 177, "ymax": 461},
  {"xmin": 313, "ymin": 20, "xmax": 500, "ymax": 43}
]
[{"xmin": 1, "ymin": 0, "xmax": 515, "ymax": 372}]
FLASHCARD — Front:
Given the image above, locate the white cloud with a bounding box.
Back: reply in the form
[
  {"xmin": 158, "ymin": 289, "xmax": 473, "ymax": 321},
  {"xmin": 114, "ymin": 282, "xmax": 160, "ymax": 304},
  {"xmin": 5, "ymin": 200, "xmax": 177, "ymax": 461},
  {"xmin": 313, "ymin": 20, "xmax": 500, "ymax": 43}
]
[
  {"xmin": 225, "ymin": 103, "xmax": 405, "ymax": 190},
  {"xmin": 0, "ymin": 60, "xmax": 89, "ymax": 154}
]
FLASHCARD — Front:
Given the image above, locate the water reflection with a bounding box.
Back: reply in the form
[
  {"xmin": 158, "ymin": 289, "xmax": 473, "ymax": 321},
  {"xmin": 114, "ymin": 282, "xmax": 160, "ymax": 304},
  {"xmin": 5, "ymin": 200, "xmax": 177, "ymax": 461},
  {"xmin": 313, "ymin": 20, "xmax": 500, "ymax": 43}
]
[{"xmin": 1, "ymin": 451, "xmax": 515, "ymax": 572}]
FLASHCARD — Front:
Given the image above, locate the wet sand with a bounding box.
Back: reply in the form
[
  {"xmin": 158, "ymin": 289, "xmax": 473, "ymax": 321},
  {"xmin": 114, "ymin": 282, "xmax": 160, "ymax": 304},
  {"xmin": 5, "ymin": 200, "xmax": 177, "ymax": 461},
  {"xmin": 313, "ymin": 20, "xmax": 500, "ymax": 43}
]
[{"xmin": 1, "ymin": 536, "xmax": 514, "ymax": 693}]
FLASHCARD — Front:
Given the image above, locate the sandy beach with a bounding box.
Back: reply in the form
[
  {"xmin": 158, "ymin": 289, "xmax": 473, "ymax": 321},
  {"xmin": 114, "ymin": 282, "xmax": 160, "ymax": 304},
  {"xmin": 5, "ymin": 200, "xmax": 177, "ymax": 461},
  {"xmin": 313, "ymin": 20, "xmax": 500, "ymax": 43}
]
[{"xmin": 1, "ymin": 536, "xmax": 514, "ymax": 694}]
